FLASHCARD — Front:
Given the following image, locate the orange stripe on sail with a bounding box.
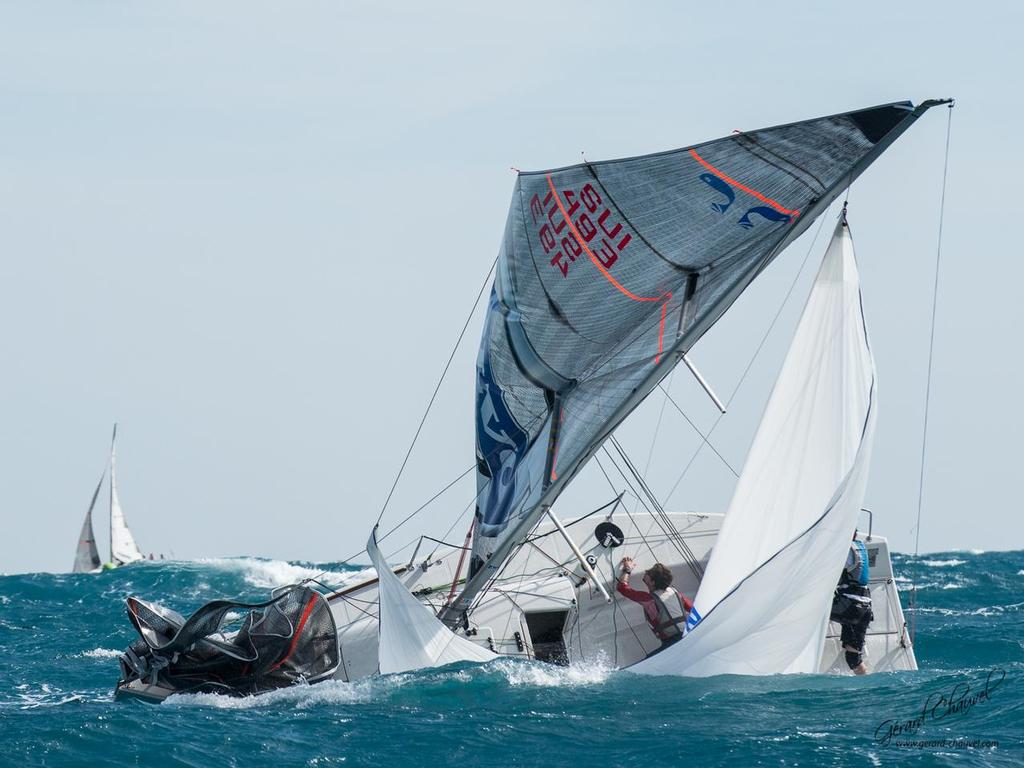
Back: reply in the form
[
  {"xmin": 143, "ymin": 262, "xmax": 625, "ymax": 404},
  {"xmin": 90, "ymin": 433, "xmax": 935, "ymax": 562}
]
[
  {"xmin": 544, "ymin": 175, "xmax": 673, "ymax": 364},
  {"xmin": 546, "ymin": 175, "xmax": 663, "ymax": 303},
  {"xmin": 655, "ymin": 301, "xmax": 668, "ymax": 364},
  {"xmin": 689, "ymin": 149, "xmax": 801, "ymax": 216}
]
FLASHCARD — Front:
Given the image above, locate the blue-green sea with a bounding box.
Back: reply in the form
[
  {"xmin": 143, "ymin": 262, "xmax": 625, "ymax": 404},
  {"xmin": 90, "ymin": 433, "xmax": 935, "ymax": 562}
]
[{"xmin": 1, "ymin": 551, "xmax": 1021, "ymax": 767}]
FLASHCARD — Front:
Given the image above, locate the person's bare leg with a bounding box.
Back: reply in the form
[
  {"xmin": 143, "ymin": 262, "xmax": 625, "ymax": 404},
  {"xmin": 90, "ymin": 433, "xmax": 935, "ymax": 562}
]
[{"xmin": 843, "ymin": 644, "xmax": 868, "ymax": 675}]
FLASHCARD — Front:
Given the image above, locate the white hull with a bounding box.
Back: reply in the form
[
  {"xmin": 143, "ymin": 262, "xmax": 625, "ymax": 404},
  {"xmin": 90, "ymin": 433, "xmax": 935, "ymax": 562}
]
[{"xmin": 327, "ymin": 509, "xmax": 916, "ymax": 680}]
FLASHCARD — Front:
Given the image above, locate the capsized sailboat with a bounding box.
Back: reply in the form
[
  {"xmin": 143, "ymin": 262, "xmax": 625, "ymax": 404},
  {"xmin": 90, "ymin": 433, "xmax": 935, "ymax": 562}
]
[
  {"xmin": 111, "ymin": 98, "xmax": 944, "ymax": 698},
  {"xmin": 374, "ymin": 99, "xmax": 943, "ymax": 676},
  {"xmin": 71, "ymin": 424, "xmax": 146, "ymax": 572},
  {"xmin": 360, "ymin": 207, "xmax": 908, "ymax": 680}
]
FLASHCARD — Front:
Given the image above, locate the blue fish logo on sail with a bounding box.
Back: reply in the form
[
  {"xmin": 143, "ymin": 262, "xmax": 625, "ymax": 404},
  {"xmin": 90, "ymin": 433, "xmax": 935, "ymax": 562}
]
[
  {"xmin": 699, "ymin": 173, "xmax": 736, "ymax": 213},
  {"xmin": 737, "ymin": 206, "xmax": 792, "ymax": 229}
]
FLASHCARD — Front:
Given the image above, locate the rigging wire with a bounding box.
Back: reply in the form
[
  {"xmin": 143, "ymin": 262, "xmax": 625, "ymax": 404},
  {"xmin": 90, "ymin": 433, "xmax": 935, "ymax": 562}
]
[
  {"xmin": 601, "ymin": 440, "xmax": 703, "ymax": 580},
  {"xmin": 374, "ymin": 256, "xmax": 497, "ymax": 527},
  {"xmin": 909, "ymin": 101, "xmax": 955, "ymax": 643},
  {"xmin": 661, "ymin": 207, "xmax": 832, "ymax": 507},
  {"xmin": 331, "ymin": 462, "xmax": 479, "ymax": 570},
  {"xmin": 655, "ymin": 384, "xmax": 740, "ymax": 478}
]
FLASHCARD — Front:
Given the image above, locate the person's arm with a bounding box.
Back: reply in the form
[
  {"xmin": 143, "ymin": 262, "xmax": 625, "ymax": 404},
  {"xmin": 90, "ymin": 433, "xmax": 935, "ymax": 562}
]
[
  {"xmin": 615, "ymin": 558, "xmax": 653, "ymax": 604},
  {"xmin": 615, "ymin": 574, "xmax": 653, "ymax": 604}
]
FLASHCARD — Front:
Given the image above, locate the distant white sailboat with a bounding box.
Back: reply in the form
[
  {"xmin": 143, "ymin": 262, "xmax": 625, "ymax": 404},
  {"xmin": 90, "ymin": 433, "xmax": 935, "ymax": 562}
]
[
  {"xmin": 71, "ymin": 424, "xmax": 145, "ymax": 573},
  {"xmin": 107, "ymin": 424, "xmax": 144, "ymax": 568}
]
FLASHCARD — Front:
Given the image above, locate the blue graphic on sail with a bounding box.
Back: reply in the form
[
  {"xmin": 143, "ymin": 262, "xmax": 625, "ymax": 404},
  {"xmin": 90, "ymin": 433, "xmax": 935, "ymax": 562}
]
[
  {"xmin": 474, "ymin": 289, "xmax": 547, "ymax": 540},
  {"xmin": 699, "ymin": 173, "xmax": 735, "ymax": 213},
  {"xmin": 685, "ymin": 605, "xmax": 703, "ymax": 633},
  {"xmin": 737, "ymin": 206, "xmax": 792, "ymax": 229}
]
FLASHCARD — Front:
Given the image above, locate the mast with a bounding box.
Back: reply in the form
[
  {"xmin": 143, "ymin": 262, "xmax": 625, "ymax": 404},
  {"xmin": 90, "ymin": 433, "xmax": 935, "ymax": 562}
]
[
  {"xmin": 441, "ymin": 99, "xmax": 949, "ymax": 626},
  {"xmin": 109, "ymin": 423, "xmax": 116, "ymax": 565}
]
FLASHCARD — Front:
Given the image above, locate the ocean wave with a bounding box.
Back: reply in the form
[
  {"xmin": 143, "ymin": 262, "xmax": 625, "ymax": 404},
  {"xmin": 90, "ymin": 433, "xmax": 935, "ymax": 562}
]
[
  {"xmin": 194, "ymin": 557, "xmax": 370, "ymax": 590},
  {"xmin": 3, "ymin": 684, "xmax": 90, "ymax": 710},
  {"xmin": 490, "ymin": 657, "xmax": 613, "ymax": 687},
  {"xmin": 163, "ymin": 679, "xmax": 380, "ymax": 710},
  {"xmin": 920, "ymin": 559, "xmax": 966, "ymax": 567},
  {"xmin": 161, "ymin": 658, "xmax": 613, "ymax": 709}
]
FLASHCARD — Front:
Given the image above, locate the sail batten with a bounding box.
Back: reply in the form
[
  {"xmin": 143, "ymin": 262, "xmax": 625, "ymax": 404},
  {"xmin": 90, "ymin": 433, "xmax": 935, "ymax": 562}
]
[{"xmin": 442, "ymin": 99, "xmax": 941, "ymax": 625}]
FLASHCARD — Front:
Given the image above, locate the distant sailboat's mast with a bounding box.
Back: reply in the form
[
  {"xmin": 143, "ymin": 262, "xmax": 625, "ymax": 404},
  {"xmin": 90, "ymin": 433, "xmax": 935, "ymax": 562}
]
[{"xmin": 109, "ymin": 423, "xmax": 117, "ymax": 565}]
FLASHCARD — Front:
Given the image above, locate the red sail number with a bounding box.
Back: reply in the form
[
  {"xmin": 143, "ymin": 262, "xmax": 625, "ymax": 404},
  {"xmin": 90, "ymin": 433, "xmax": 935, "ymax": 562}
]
[{"xmin": 530, "ymin": 183, "xmax": 632, "ymax": 277}]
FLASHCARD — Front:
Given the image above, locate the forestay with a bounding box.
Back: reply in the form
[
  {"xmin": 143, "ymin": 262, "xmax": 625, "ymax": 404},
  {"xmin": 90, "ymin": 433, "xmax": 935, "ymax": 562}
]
[
  {"xmin": 449, "ymin": 101, "xmax": 941, "ymax": 623},
  {"xmin": 109, "ymin": 425, "xmax": 144, "ymax": 565},
  {"xmin": 367, "ymin": 529, "xmax": 495, "ymax": 674},
  {"xmin": 632, "ymin": 216, "xmax": 876, "ymax": 677}
]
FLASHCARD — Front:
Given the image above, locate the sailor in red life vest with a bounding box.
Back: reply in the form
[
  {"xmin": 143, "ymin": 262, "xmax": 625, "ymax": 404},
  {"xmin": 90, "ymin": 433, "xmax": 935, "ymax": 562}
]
[{"xmin": 616, "ymin": 557, "xmax": 692, "ymax": 650}]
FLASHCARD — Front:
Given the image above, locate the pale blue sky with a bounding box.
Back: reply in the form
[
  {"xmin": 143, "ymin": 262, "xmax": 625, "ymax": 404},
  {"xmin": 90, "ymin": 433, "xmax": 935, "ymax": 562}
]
[{"xmin": 1, "ymin": 1, "xmax": 1019, "ymax": 573}]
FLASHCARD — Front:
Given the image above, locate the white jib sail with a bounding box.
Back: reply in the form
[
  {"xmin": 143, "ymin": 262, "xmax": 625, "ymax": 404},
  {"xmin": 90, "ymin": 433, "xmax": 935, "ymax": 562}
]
[
  {"xmin": 109, "ymin": 425, "xmax": 144, "ymax": 565},
  {"xmin": 632, "ymin": 217, "xmax": 876, "ymax": 677},
  {"xmin": 367, "ymin": 528, "xmax": 495, "ymax": 674}
]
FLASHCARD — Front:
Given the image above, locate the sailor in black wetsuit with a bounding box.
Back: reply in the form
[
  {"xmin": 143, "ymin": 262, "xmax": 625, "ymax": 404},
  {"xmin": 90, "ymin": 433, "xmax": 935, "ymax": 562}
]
[{"xmin": 830, "ymin": 533, "xmax": 873, "ymax": 675}]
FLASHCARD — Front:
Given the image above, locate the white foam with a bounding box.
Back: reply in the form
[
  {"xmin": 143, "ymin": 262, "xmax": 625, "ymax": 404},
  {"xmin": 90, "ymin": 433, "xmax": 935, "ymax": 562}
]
[
  {"xmin": 164, "ymin": 679, "xmax": 383, "ymax": 710},
  {"xmin": 970, "ymin": 607, "xmax": 1000, "ymax": 617},
  {"xmin": 77, "ymin": 648, "xmax": 121, "ymax": 659},
  {"xmin": 160, "ymin": 657, "xmax": 617, "ymax": 709},
  {"xmin": 196, "ymin": 558, "xmax": 369, "ymax": 590},
  {"xmin": 5, "ymin": 683, "xmax": 85, "ymax": 710},
  {"xmin": 921, "ymin": 559, "xmax": 966, "ymax": 567},
  {"xmin": 941, "ymin": 583, "xmax": 962, "ymax": 590},
  {"xmin": 491, "ymin": 657, "xmax": 613, "ymax": 687},
  {"xmin": 1017, "ymin": 570, "xmax": 1024, "ymax": 576}
]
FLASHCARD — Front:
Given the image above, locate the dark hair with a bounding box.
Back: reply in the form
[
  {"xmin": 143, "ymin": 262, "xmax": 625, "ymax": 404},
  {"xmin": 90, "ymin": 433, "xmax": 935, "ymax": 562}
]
[{"xmin": 646, "ymin": 563, "xmax": 673, "ymax": 590}]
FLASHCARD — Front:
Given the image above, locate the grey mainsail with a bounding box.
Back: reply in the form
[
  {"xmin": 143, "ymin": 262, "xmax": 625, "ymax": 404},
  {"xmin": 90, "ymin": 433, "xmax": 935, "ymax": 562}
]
[
  {"xmin": 443, "ymin": 99, "xmax": 945, "ymax": 624},
  {"xmin": 72, "ymin": 471, "xmax": 104, "ymax": 573}
]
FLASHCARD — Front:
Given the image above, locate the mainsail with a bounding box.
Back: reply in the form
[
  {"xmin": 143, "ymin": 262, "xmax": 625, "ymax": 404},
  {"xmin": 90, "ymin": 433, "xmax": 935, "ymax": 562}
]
[
  {"xmin": 72, "ymin": 471, "xmax": 104, "ymax": 573},
  {"xmin": 367, "ymin": 529, "xmax": 494, "ymax": 674},
  {"xmin": 444, "ymin": 99, "xmax": 944, "ymax": 624},
  {"xmin": 632, "ymin": 215, "xmax": 875, "ymax": 676},
  {"xmin": 109, "ymin": 424, "xmax": 144, "ymax": 565}
]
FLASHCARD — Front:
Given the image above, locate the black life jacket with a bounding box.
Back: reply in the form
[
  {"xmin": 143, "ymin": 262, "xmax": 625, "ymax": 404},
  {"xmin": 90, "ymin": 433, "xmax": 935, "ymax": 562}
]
[{"xmin": 837, "ymin": 541, "xmax": 871, "ymax": 601}]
